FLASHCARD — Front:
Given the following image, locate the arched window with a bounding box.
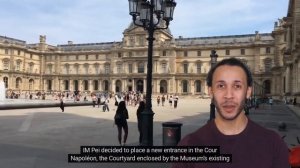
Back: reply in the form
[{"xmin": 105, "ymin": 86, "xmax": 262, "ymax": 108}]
[
  {"xmin": 16, "ymin": 77, "xmax": 22, "ymax": 89},
  {"xmin": 195, "ymin": 80, "xmax": 201, "ymax": 93},
  {"xmin": 182, "ymin": 80, "xmax": 188, "ymax": 93}
]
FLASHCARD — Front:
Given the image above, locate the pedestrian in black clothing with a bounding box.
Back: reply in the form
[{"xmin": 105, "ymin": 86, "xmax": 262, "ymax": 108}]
[
  {"xmin": 60, "ymin": 96, "xmax": 65, "ymax": 112},
  {"xmin": 136, "ymin": 101, "xmax": 145, "ymax": 145},
  {"xmin": 114, "ymin": 101, "xmax": 129, "ymax": 146}
]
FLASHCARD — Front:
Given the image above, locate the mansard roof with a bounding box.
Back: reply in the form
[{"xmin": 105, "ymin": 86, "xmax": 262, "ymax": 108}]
[
  {"xmin": 175, "ymin": 33, "xmax": 274, "ymax": 46},
  {"xmin": 57, "ymin": 42, "xmax": 122, "ymax": 51},
  {"xmin": 0, "ymin": 35, "xmax": 26, "ymax": 46}
]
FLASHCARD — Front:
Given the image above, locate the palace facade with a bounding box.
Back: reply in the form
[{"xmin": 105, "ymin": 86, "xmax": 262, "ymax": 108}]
[{"xmin": 0, "ymin": 0, "xmax": 299, "ymax": 100}]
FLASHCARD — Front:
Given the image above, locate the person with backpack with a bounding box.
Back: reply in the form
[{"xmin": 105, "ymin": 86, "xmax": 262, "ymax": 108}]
[{"xmin": 114, "ymin": 101, "xmax": 129, "ymax": 146}]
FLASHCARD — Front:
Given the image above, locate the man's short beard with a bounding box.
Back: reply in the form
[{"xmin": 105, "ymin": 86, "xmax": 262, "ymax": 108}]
[{"xmin": 214, "ymin": 97, "xmax": 246, "ymax": 120}]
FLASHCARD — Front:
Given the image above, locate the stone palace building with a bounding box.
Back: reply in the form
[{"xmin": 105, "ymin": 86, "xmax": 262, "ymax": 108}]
[{"xmin": 0, "ymin": 0, "xmax": 299, "ymax": 100}]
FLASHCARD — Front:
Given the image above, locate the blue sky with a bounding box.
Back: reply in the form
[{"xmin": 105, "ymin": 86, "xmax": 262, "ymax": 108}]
[{"xmin": 0, "ymin": 0, "xmax": 289, "ymax": 45}]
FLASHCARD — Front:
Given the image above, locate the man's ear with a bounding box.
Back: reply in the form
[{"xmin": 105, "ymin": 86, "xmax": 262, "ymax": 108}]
[{"xmin": 246, "ymin": 86, "xmax": 252, "ymax": 99}]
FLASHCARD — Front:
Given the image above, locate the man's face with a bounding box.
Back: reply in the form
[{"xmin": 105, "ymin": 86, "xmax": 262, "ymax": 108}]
[{"xmin": 208, "ymin": 65, "xmax": 252, "ymax": 120}]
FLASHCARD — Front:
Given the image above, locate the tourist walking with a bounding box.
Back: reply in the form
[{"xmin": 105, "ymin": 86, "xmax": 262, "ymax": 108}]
[
  {"xmin": 162, "ymin": 95, "xmax": 166, "ymax": 106},
  {"xmin": 60, "ymin": 96, "xmax": 65, "ymax": 112},
  {"xmin": 174, "ymin": 95, "xmax": 179, "ymax": 108},
  {"xmin": 114, "ymin": 101, "xmax": 129, "ymax": 146},
  {"xmin": 136, "ymin": 101, "xmax": 145, "ymax": 145}
]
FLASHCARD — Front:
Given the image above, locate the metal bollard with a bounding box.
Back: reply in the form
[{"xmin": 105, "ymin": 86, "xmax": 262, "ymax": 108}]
[{"xmin": 162, "ymin": 122, "xmax": 182, "ymax": 146}]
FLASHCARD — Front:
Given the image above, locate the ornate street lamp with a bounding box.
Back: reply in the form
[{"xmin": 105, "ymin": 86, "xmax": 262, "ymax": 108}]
[
  {"xmin": 128, "ymin": 0, "xmax": 176, "ymax": 146},
  {"xmin": 209, "ymin": 50, "xmax": 218, "ymax": 120}
]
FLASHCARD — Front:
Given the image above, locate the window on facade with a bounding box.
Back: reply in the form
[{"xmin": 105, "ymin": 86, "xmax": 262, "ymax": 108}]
[
  {"xmin": 84, "ymin": 80, "xmax": 88, "ymax": 90},
  {"xmin": 65, "ymin": 64, "xmax": 69, "ymax": 74},
  {"xmin": 3, "ymin": 77, "xmax": 8, "ymax": 88},
  {"xmin": 162, "ymin": 63, "xmax": 167, "ymax": 73},
  {"xmin": 183, "ymin": 63, "xmax": 188, "ymax": 73},
  {"xmin": 86, "ymin": 55, "xmax": 88, "ymax": 60},
  {"xmin": 138, "ymin": 62, "xmax": 144, "ymax": 73},
  {"xmin": 29, "ymin": 79, "xmax": 34, "ymax": 90},
  {"xmin": 94, "ymin": 64, "xmax": 99, "ymax": 74},
  {"xmin": 5, "ymin": 49, "xmax": 9, "ymax": 55},
  {"xmin": 139, "ymin": 36, "xmax": 144, "ymax": 46},
  {"xmin": 48, "ymin": 64, "xmax": 52, "ymax": 74},
  {"xmin": 266, "ymin": 47, "xmax": 271, "ymax": 54},
  {"xmin": 264, "ymin": 58, "xmax": 272, "ymax": 72},
  {"xmin": 76, "ymin": 55, "xmax": 79, "ymax": 60},
  {"xmin": 96, "ymin": 54, "xmax": 99, "ymax": 60},
  {"xmin": 93, "ymin": 80, "xmax": 98, "ymax": 90},
  {"xmin": 105, "ymin": 64, "xmax": 110, "ymax": 74},
  {"xmin": 197, "ymin": 51, "xmax": 201, "ymax": 56},
  {"xmin": 163, "ymin": 50, "xmax": 167, "ymax": 56},
  {"xmin": 75, "ymin": 65, "xmax": 79, "ymax": 74},
  {"xmin": 129, "ymin": 52, "xmax": 133, "ymax": 57},
  {"xmin": 16, "ymin": 61, "xmax": 21, "ymax": 71},
  {"xmin": 195, "ymin": 80, "xmax": 201, "ymax": 93},
  {"xmin": 30, "ymin": 54, "xmax": 33, "ymax": 59},
  {"xmin": 226, "ymin": 49, "xmax": 230, "ymax": 55},
  {"xmin": 241, "ymin": 49, "xmax": 245, "ymax": 55},
  {"xmin": 184, "ymin": 51, "xmax": 188, "ymax": 57},
  {"xmin": 197, "ymin": 63, "xmax": 201, "ymax": 73},
  {"xmin": 29, "ymin": 64, "xmax": 34, "ymax": 73},
  {"xmin": 84, "ymin": 64, "xmax": 89, "ymax": 74},
  {"xmin": 16, "ymin": 78, "xmax": 21, "ymax": 89},
  {"xmin": 64, "ymin": 80, "xmax": 69, "ymax": 90},
  {"xmin": 118, "ymin": 53, "xmax": 122, "ymax": 58},
  {"xmin": 129, "ymin": 36, "xmax": 134, "ymax": 46},
  {"xmin": 47, "ymin": 80, "xmax": 52, "ymax": 91},
  {"xmin": 3, "ymin": 60, "xmax": 9, "ymax": 70},
  {"xmin": 182, "ymin": 80, "xmax": 188, "ymax": 93},
  {"xmin": 18, "ymin": 50, "xmax": 21, "ymax": 55},
  {"xmin": 117, "ymin": 64, "xmax": 122, "ymax": 73},
  {"xmin": 128, "ymin": 64, "xmax": 133, "ymax": 73}
]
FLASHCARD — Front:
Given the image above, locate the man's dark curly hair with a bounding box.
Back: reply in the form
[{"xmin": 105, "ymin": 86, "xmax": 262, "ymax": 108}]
[{"xmin": 206, "ymin": 57, "xmax": 253, "ymax": 87}]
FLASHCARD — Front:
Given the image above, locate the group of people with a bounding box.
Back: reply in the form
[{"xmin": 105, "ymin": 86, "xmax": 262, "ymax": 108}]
[{"xmin": 156, "ymin": 94, "xmax": 179, "ymax": 108}]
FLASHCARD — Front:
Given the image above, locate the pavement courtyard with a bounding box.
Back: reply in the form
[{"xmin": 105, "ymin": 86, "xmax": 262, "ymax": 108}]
[{"xmin": 0, "ymin": 97, "xmax": 299, "ymax": 168}]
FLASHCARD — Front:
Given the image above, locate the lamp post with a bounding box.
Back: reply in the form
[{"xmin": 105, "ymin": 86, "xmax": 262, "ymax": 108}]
[
  {"xmin": 128, "ymin": 0, "xmax": 176, "ymax": 146},
  {"xmin": 209, "ymin": 50, "xmax": 218, "ymax": 120}
]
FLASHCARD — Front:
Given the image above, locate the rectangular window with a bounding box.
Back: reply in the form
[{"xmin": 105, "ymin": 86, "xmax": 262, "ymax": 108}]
[
  {"xmin": 29, "ymin": 64, "xmax": 33, "ymax": 73},
  {"xmin": 5, "ymin": 49, "xmax": 9, "ymax": 55},
  {"xmin": 16, "ymin": 61, "xmax": 21, "ymax": 71},
  {"xmin": 96, "ymin": 55, "xmax": 99, "ymax": 60},
  {"xmin": 76, "ymin": 55, "xmax": 79, "ymax": 60},
  {"xmin": 241, "ymin": 49, "xmax": 245, "ymax": 55},
  {"xmin": 129, "ymin": 52, "xmax": 132, "ymax": 57},
  {"xmin": 117, "ymin": 64, "xmax": 122, "ymax": 73},
  {"xmin": 138, "ymin": 63, "xmax": 144, "ymax": 73},
  {"xmin": 30, "ymin": 54, "xmax": 33, "ymax": 59},
  {"xmin": 48, "ymin": 64, "xmax": 53, "ymax": 74},
  {"xmin": 197, "ymin": 63, "xmax": 201, "ymax": 73},
  {"xmin": 118, "ymin": 53, "xmax": 122, "ymax": 58},
  {"xmin": 86, "ymin": 55, "xmax": 88, "ymax": 60},
  {"xmin": 226, "ymin": 50, "xmax": 230, "ymax": 55},
  {"xmin": 65, "ymin": 65, "xmax": 69, "ymax": 74},
  {"xmin": 18, "ymin": 50, "xmax": 21, "ymax": 55},
  {"xmin": 3, "ymin": 60, "xmax": 9, "ymax": 70},
  {"xmin": 184, "ymin": 51, "xmax": 188, "ymax": 57},
  {"xmin": 105, "ymin": 65, "xmax": 110, "ymax": 74},
  {"xmin": 163, "ymin": 50, "xmax": 167, "ymax": 56},
  {"xmin": 162, "ymin": 63, "xmax": 167, "ymax": 73},
  {"xmin": 84, "ymin": 65, "xmax": 89, "ymax": 74},
  {"xmin": 266, "ymin": 47, "xmax": 271, "ymax": 54},
  {"xmin": 197, "ymin": 51, "xmax": 201, "ymax": 56},
  {"xmin": 183, "ymin": 63, "xmax": 188, "ymax": 73},
  {"xmin": 75, "ymin": 66, "xmax": 79, "ymax": 74},
  {"xmin": 128, "ymin": 64, "xmax": 133, "ymax": 73}
]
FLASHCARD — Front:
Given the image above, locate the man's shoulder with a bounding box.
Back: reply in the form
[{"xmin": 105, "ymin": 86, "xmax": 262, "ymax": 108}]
[{"xmin": 178, "ymin": 122, "xmax": 213, "ymax": 146}]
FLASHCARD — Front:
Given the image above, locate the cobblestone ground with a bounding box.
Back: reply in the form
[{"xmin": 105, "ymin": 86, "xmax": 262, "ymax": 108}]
[{"xmin": 0, "ymin": 98, "xmax": 299, "ymax": 168}]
